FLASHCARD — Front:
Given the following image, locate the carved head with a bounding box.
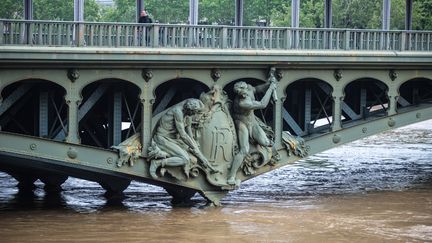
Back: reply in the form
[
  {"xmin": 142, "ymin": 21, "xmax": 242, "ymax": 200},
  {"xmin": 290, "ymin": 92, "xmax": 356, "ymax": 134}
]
[
  {"xmin": 184, "ymin": 99, "xmax": 204, "ymax": 115},
  {"xmin": 233, "ymin": 81, "xmax": 249, "ymax": 98}
]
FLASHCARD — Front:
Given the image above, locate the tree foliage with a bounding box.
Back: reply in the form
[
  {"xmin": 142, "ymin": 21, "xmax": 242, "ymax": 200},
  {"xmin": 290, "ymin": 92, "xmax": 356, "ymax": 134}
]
[{"xmin": 0, "ymin": 0, "xmax": 431, "ymax": 30}]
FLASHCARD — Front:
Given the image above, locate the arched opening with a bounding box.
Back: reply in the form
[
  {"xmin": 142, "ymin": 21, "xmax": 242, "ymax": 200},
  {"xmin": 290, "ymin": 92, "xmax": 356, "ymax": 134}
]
[
  {"xmin": 283, "ymin": 79, "xmax": 333, "ymax": 137},
  {"xmin": 78, "ymin": 79, "xmax": 142, "ymax": 149},
  {"xmin": 398, "ymin": 78, "xmax": 432, "ymax": 110},
  {"xmin": 0, "ymin": 80, "xmax": 66, "ymax": 139},
  {"xmin": 153, "ymin": 78, "xmax": 209, "ymax": 115},
  {"xmin": 224, "ymin": 78, "xmax": 274, "ymax": 130},
  {"xmin": 343, "ymin": 78, "xmax": 389, "ymax": 125}
]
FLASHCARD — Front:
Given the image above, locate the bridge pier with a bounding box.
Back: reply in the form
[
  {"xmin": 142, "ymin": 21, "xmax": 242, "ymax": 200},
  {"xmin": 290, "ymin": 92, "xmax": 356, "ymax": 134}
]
[
  {"xmin": 9, "ymin": 172, "xmax": 37, "ymax": 191},
  {"xmin": 39, "ymin": 174, "xmax": 68, "ymax": 192},
  {"xmin": 99, "ymin": 178, "xmax": 131, "ymax": 197},
  {"xmin": 164, "ymin": 186, "xmax": 197, "ymax": 206}
]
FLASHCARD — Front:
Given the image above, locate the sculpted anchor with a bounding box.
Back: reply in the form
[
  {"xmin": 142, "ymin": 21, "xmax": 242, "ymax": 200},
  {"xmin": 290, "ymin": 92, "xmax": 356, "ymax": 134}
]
[
  {"xmin": 227, "ymin": 79, "xmax": 278, "ymax": 185},
  {"xmin": 148, "ymin": 98, "xmax": 219, "ymax": 179}
]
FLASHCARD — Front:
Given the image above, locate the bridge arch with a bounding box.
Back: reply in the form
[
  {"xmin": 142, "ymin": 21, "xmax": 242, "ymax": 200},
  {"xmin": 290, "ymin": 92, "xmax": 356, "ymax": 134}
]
[
  {"xmin": 0, "ymin": 79, "xmax": 67, "ymax": 140},
  {"xmin": 153, "ymin": 78, "xmax": 210, "ymax": 116},
  {"xmin": 77, "ymin": 75, "xmax": 142, "ymax": 97},
  {"xmin": 77, "ymin": 79, "xmax": 142, "ymax": 149},
  {"xmin": 0, "ymin": 71, "xmax": 69, "ymax": 93},
  {"xmin": 342, "ymin": 78, "xmax": 389, "ymax": 125},
  {"xmin": 283, "ymin": 78, "xmax": 334, "ymax": 137},
  {"xmin": 397, "ymin": 77, "xmax": 432, "ymax": 111}
]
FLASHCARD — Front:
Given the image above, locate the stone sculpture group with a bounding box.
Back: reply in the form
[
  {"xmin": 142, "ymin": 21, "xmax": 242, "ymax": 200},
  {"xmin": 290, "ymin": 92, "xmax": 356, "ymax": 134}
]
[{"xmin": 115, "ymin": 68, "xmax": 307, "ymax": 190}]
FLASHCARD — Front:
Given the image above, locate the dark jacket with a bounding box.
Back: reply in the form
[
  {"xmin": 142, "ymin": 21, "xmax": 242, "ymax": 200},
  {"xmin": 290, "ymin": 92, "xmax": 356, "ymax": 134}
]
[{"xmin": 138, "ymin": 16, "xmax": 153, "ymax": 24}]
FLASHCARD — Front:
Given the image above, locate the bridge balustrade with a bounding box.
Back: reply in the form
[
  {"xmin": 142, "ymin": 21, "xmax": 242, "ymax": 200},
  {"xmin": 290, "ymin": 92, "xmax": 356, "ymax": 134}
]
[{"xmin": 1, "ymin": 19, "xmax": 431, "ymax": 51}]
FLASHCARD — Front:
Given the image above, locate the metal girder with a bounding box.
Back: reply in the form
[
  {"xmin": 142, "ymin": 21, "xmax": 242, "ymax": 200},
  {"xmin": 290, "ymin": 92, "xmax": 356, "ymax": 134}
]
[
  {"xmin": 291, "ymin": 0, "xmax": 300, "ymax": 28},
  {"xmin": 360, "ymin": 88, "xmax": 367, "ymax": 117},
  {"xmin": 39, "ymin": 91, "xmax": 49, "ymax": 137},
  {"xmin": 112, "ymin": 92, "xmax": 122, "ymax": 146},
  {"xmin": 315, "ymin": 82, "xmax": 360, "ymax": 121},
  {"xmin": 78, "ymin": 84, "xmax": 109, "ymax": 121},
  {"xmin": 0, "ymin": 83, "xmax": 33, "ymax": 116},
  {"xmin": 382, "ymin": 0, "xmax": 391, "ymax": 30},
  {"xmin": 304, "ymin": 88, "xmax": 312, "ymax": 133},
  {"xmin": 235, "ymin": 0, "xmax": 244, "ymax": 26},
  {"xmin": 324, "ymin": 0, "xmax": 332, "ymax": 28},
  {"xmin": 154, "ymin": 86, "xmax": 176, "ymax": 115},
  {"xmin": 397, "ymin": 96, "xmax": 411, "ymax": 107},
  {"xmin": 405, "ymin": 0, "xmax": 413, "ymax": 30},
  {"xmin": 189, "ymin": 0, "xmax": 199, "ymax": 25},
  {"xmin": 54, "ymin": 83, "xmax": 109, "ymax": 140},
  {"xmin": 282, "ymin": 107, "xmax": 303, "ymax": 136}
]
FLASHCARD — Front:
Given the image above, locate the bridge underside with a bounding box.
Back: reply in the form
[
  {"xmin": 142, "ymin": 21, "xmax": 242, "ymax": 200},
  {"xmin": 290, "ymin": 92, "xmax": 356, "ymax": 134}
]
[{"xmin": 0, "ymin": 47, "xmax": 431, "ymax": 205}]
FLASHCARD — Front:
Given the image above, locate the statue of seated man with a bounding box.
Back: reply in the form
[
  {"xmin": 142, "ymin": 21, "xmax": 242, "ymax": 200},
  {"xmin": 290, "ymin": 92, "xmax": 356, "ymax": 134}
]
[
  {"xmin": 227, "ymin": 80, "xmax": 277, "ymax": 185},
  {"xmin": 149, "ymin": 98, "xmax": 217, "ymax": 178}
]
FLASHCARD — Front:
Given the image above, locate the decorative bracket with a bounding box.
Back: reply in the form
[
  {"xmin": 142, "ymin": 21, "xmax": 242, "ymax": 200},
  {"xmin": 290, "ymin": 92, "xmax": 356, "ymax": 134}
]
[
  {"xmin": 389, "ymin": 70, "xmax": 398, "ymax": 81},
  {"xmin": 334, "ymin": 69, "xmax": 342, "ymax": 81},
  {"xmin": 142, "ymin": 69, "xmax": 153, "ymax": 82},
  {"xmin": 211, "ymin": 68, "xmax": 221, "ymax": 82},
  {"xmin": 67, "ymin": 68, "xmax": 79, "ymax": 82}
]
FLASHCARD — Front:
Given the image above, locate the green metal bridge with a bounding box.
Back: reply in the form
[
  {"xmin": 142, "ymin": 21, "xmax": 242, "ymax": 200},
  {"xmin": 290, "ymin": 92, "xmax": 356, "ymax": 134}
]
[{"xmin": 1, "ymin": 19, "xmax": 431, "ymax": 205}]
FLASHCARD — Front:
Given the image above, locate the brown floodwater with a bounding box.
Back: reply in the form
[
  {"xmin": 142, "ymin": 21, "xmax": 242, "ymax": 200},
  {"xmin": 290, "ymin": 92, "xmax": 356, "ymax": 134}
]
[{"xmin": 0, "ymin": 120, "xmax": 431, "ymax": 242}]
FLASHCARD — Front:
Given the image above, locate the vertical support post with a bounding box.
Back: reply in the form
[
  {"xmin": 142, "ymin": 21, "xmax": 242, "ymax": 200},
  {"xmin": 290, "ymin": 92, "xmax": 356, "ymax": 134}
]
[
  {"xmin": 387, "ymin": 87, "xmax": 398, "ymax": 116},
  {"xmin": 405, "ymin": 0, "xmax": 413, "ymax": 30},
  {"xmin": 74, "ymin": 0, "xmax": 85, "ymax": 46},
  {"xmin": 24, "ymin": 0, "xmax": 33, "ymax": 44},
  {"xmin": 235, "ymin": 0, "xmax": 244, "ymax": 26},
  {"xmin": 113, "ymin": 92, "xmax": 122, "ymax": 146},
  {"xmin": 65, "ymin": 94, "xmax": 81, "ymax": 144},
  {"xmin": 382, "ymin": 0, "xmax": 391, "ymax": 30},
  {"xmin": 360, "ymin": 88, "xmax": 367, "ymax": 118},
  {"xmin": 39, "ymin": 91, "xmax": 49, "ymax": 138},
  {"xmin": 189, "ymin": 0, "xmax": 199, "ymax": 25},
  {"xmin": 304, "ymin": 88, "xmax": 312, "ymax": 134},
  {"xmin": 324, "ymin": 0, "xmax": 332, "ymax": 28},
  {"xmin": 140, "ymin": 89, "xmax": 153, "ymax": 157},
  {"xmin": 136, "ymin": 0, "xmax": 144, "ymax": 23},
  {"xmin": 331, "ymin": 90, "xmax": 343, "ymax": 131},
  {"xmin": 274, "ymin": 96, "xmax": 284, "ymax": 149},
  {"xmin": 291, "ymin": 0, "xmax": 300, "ymax": 28}
]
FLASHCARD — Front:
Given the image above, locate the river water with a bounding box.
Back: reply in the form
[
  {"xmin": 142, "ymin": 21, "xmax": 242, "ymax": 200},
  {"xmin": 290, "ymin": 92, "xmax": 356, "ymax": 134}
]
[{"xmin": 0, "ymin": 120, "xmax": 431, "ymax": 242}]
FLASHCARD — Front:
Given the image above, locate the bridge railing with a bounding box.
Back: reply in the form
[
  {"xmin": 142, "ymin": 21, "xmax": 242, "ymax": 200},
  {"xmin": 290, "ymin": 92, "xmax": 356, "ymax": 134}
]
[{"xmin": 1, "ymin": 19, "xmax": 431, "ymax": 51}]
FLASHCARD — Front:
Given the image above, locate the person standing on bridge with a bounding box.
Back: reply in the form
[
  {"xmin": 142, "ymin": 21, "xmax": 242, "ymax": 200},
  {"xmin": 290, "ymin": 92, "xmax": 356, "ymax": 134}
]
[
  {"xmin": 138, "ymin": 9, "xmax": 153, "ymax": 24},
  {"xmin": 227, "ymin": 80, "xmax": 277, "ymax": 186},
  {"xmin": 138, "ymin": 9, "xmax": 153, "ymax": 46}
]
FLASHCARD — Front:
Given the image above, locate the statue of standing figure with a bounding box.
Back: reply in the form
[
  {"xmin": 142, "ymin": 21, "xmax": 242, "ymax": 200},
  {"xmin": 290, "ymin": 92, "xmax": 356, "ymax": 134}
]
[
  {"xmin": 148, "ymin": 98, "xmax": 218, "ymax": 179},
  {"xmin": 227, "ymin": 75, "xmax": 278, "ymax": 185}
]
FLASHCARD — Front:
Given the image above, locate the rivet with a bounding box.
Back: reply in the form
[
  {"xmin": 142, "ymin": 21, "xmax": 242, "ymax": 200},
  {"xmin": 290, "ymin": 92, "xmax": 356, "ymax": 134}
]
[
  {"xmin": 388, "ymin": 119, "xmax": 396, "ymax": 127},
  {"xmin": 30, "ymin": 143, "xmax": 37, "ymax": 150},
  {"xmin": 362, "ymin": 127, "xmax": 367, "ymax": 133},
  {"xmin": 67, "ymin": 147, "xmax": 78, "ymax": 159},
  {"xmin": 332, "ymin": 134, "xmax": 341, "ymax": 144},
  {"xmin": 107, "ymin": 157, "xmax": 113, "ymax": 164},
  {"xmin": 416, "ymin": 113, "xmax": 421, "ymax": 119}
]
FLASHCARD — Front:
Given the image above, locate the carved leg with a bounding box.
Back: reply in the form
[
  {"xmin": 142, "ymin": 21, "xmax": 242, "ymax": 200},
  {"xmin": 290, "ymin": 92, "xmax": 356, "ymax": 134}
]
[
  {"xmin": 227, "ymin": 123, "xmax": 249, "ymax": 185},
  {"xmin": 149, "ymin": 157, "xmax": 186, "ymax": 178},
  {"xmin": 227, "ymin": 152, "xmax": 246, "ymax": 185}
]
